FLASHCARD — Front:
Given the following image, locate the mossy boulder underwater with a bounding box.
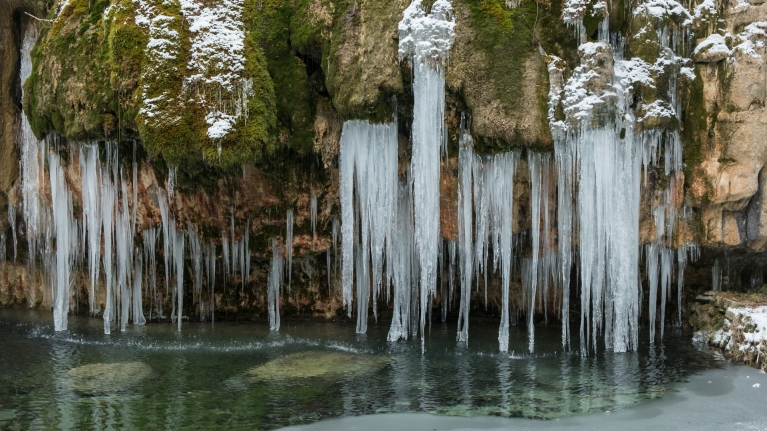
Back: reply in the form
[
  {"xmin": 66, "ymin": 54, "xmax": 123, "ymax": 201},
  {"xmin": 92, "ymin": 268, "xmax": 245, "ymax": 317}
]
[
  {"xmin": 61, "ymin": 362, "xmax": 154, "ymax": 396},
  {"xmin": 245, "ymin": 351, "xmax": 391, "ymax": 381}
]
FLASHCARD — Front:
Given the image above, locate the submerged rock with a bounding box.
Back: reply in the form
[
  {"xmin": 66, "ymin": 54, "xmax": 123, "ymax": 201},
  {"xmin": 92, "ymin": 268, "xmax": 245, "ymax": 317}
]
[
  {"xmin": 62, "ymin": 362, "xmax": 153, "ymax": 395},
  {"xmin": 246, "ymin": 351, "xmax": 390, "ymax": 381}
]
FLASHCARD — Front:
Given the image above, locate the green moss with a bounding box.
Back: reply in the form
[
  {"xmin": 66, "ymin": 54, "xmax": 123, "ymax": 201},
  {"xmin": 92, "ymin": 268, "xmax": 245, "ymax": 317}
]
[
  {"xmin": 681, "ymin": 66, "xmax": 715, "ymax": 204},
  {"xmin": 459, "ymin": 0, "xmax": 573, "ymax": 153},
  {"xmin": 25, "ymin": 0, "xmax": 132, "ymax": 140}
]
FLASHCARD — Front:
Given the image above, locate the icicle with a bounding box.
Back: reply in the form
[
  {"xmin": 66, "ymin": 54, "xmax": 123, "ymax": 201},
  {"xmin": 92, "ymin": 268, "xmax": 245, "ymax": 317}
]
[
  {"xmin": 527, "ymin": 153, "xmax": 544, "ymax": 353},
  {"xmin": 339, "ymin": 120, "xmax": 399, "ymax": 333},
  {"xmin": 174, "ymin": 228, "xmax": 185, "ymax": 331},
  {"xmin": 158, "ymin": 188, "xmax": 172, "ymax": 296},
  {"xmin": 222, "ymin": 230, "xmax": 230, "ymax": 281},
  {"xmin": 49, "ymin": 153, "xmax": 73, "ymax": 331},
  {"xmin": 310, "ymin": 195, "xmax": 318, "ymax": 251},
  {"xmin": 286, "ymin": 209, "xmax": 293, "ymax": 292},
  {"xmin": 80, "ymin": 144, "xmax": 102, "ymax": 314},
  {"xmin": 388, "ymin": 179, "xmax": 415, "ymax": 342},
  {"xmin": 332, "ymin": 217, "xmax": 339, "ymax": 276},
  {"xmin": 399, "ymin": 0, "xmax": 454, "ymax": 347},
  {"xmin": 7, "ymin": 204, "xmax": 16, "ymax": 261},
  {"xmin": 244, "ymin": 219, "xmax": 250, "ymax": 292},
  {"xmin": 267, "ymin": 238, "xmax": 283, "ymax": 331},
  {"xmin": 231, "ymin": 214, "xmax": 238, "ymax": 276},
  {"xmin": 712, "ymin": 259, "xmax": 722, "ymax": 292},
  {"xmin": 116, "ymin": 166, "xmax": 134, "ymax": 333},
  {"xmin": 646, "ymin": 243, "xmax": 659, "ymax": 342},
  {"xmin": 131, "ymin": 141, "xmax": 138, "ymax": 241},
  {"xmin": 659, "ymin": 246, "xmax": 673, "ymax": 338},
  {"xmin": 492, "ymin": 152, "xmax": 519, "ymax": 353},
  {"xmin": 677, "ymin": 246, "xmax": 687, "ymax": 325},
  {"xmin": 167, "ymin": 166, "xmax": 177, "ymax": 200},
  {"xmin": 188, "ymin": 223, "xmax": 203, "ymax": 320},
  {"xmin": 101, "ymin": 146, "xmax": 117, "ymax": 334},
  {"xmin": 555, "ymin": 136, "xmax": 574, "ymax": 350},
  {"xmin": 133, "ymin": 247, "xmax": 146, "ymax": 325},
  {"xmin": 456, "ymin": 127, "xmax": 475, "ymax": 344},
  {"xmin": 143, "ymin": 227, "xmax": 159, "ymax": 318},
  {"xmin": 326, "ymin": 249, "xmax": 331, "ymax": 294},
  {"xmin": 207, "ymin": 242, "xmax": 216, "ymax": 323}
]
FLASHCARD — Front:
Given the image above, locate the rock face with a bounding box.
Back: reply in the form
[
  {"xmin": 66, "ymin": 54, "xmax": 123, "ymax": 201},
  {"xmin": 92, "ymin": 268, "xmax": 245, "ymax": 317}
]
[
  {"xmin": 689, "ymin": 0, "xmax": 767, "ymax": 252},
  {"xmin": 245, "ymin": 351, "xmax": 390, "ymax": 381},
  {"xmin": 0, "ymin": 0, "xmax": 45, "ymax": 233},
  {"xmin": 6, "ymin": 0, "xmax": 767, "ymax": 331},
  {"xmin": 691, "ymin": 291, "xmax": 767, "ymax": 371},
  {"xmin": 62, "ymin": 362, "xmax": 154, "ymax": 395}
]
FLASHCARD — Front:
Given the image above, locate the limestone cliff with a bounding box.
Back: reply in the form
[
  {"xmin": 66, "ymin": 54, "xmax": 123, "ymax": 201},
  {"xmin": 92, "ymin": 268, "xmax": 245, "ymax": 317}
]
[{"xmin": 4, "ymin": 0, "xmax": 767, "ymax": 328}]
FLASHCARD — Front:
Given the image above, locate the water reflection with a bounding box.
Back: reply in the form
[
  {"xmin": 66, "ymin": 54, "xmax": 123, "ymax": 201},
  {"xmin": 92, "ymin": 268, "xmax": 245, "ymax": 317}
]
[{"xmin": 0, "ymin": 310, "xmax": 725, "ymax": 430}]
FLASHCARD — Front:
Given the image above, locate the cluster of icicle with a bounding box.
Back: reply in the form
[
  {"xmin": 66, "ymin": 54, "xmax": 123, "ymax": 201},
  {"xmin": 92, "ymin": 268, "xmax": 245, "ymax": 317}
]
[
  {"xmin": 14, "ymin": 22, "xmax": 271, "ymax": 334},
  {"xmin": 551, "ymin": 1, "xmax": 699, "ymax": 353},
  {"xmin": 13, "ymin": 0, "xmax": 707, "ymax": 353},
  {"xmin": 336, "ymin": 0, "xmax": 456, "ymax": 347},
  {"xmin": 332, "ymin": 0, "xmax": 705, "ymax": 354}
]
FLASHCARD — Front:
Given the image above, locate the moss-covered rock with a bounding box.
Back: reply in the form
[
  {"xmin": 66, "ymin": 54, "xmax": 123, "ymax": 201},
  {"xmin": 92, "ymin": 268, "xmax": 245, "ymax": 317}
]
[
  {"xmin": 62, "ymin": 362, "xmax": 154, "ymax": 395},
  {"xmin": 447, "ymin": 0, "xmax": 577, "ymax": 154},
  {"xmin": 245, "ymin": 351, "xmax": 390, "ymax": 380},
  {"xmin": 25, "ymin": 0, "xmax": 135, "ymax": 140}
]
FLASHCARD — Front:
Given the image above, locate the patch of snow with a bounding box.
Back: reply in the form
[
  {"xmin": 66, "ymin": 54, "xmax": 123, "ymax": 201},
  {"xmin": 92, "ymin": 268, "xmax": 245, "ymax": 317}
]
[
  {"xmin": 614, "ymin": 58, "xmax": 656, "ymax": 89},
  {"xmin": 133, "ymin": 0, "xmax": 184, "ymax": 124},
  {"xmin": 179, "ymin": 0, "xmax": 251, "ymax": 140},
  {"xmin": 680, "ymin": 66, "xmax": 696, "ymax": 80},
  {"xmin": 733, "ymin": 0, "xmax": 751, "ymax": 10},
  {"xmin": 732, "ymin": 22, "xmax": 767, "ymax": 61},
  {"xmin": 398, "ymin": 0, "xmax": 456, "ymax": 67},
  {"xmin": 562, "ymin": 0, "xmax": 588, "ymax": 24},
  {"xmin": 697, "ymin": 306, "xmax": 767, "ymax": 370},
  {"xmin": 693, "ymin": 0, "xmax": 717, "ymax": 18},
  {"xmin": 634, "ymin": 0, "xmax": 692, "ymax": 25},
  {"xmin": 693, "ymin": 33, "xmax": 730, "ymax": 56},
  {"xmin": 642, "ymin": 100, "xmax": 676, "ymax": 120}
]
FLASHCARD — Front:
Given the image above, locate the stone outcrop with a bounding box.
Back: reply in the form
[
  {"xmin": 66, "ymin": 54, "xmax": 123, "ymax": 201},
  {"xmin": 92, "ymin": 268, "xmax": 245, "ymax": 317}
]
[
  {"xmin": 691, "ymin": 291, "xmax": 767, "ymax": 371},
  {"xmin": 6, "ymin": 0, "xmax": 767, "ymax": 330}
]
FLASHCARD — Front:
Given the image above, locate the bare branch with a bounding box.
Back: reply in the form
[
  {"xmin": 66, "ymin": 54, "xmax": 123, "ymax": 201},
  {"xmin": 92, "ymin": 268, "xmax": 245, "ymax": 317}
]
[{"xmin": 24, "ymin": 12, "xmax": 54, "ymax": 24}]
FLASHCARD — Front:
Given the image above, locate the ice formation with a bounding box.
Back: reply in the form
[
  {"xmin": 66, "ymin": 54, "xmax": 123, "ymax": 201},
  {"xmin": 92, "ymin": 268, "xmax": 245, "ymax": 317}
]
[
  {"xmin": 286, "ymin": 209, "xmax": 293, "ymax": 291},
  {"xmin": 268, "ymin": 238, "xmax": 283, "ymax": 331},
  {"xmin": 339, "ymin": 120, "xmax": 399, "ymax": 334},
  {"xmin": 399, "ymin": 0, "xmax": 454, "ymax": 344},
  {"xmin": 459, "ymin": 133, "xmax": 522, "ymax": 351},
  {"xmin": 311, "ymin": 195, "xmax": 318, "ymax": 251},
  {"xmin": 14, "ymin": 0, "xmax": 722, "ymax": 355}
]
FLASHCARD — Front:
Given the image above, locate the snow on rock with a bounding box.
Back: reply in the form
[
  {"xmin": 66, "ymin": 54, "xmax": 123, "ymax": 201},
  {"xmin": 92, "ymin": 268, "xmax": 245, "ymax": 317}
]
[
  {"xmin": 731, "ymin": 22, "xmax": 767, "ymax": 61},
  {"xmin": 697, "ymin": 305, "xmax": 767, "ymax": 371},
  {"xmin": 693, "ymin": 33, "xmax": 731, "ymax": 62},
  {"xmin": 635, "ymin": 0, "xmax": 693, "ymax": 25},
  {"xmin": 561, "ymin": 42, "xmax": 616, "ymax": 122},
  {"xmin": 133, "ymin": 0, "xmax": 184, "ymax": 125},
  {"xmin": 398, "ymin": 0, "xmax": 455, "ymax": 67},
  {"xmin": 640, "ymin": 100, "xmax": 676, "ymax": 125},
  {"xmin": 693, "ymin": 0, "xmax": 717, "ymax": 18},
  {"xmin": 680, "ymin": 66, "xmax": 696, "ymax": 80},
  {"xmin": 562, "ymin": 0, "xmax": 588, "ymax": 25},
  {"xmin": 132, "ymin": 0, "xmax": 252, "ymax": 141},
  {"xmin": 179, "ymin": 0, "xmax": 251, "ymax": 140}
]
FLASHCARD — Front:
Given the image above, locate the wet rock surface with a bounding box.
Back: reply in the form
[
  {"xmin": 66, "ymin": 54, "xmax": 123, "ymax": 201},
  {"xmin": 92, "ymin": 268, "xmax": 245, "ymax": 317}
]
[
  {"xmin": 62, "ymin": 362, "xmax": 154, "ymax": 396},
  {"xmin": 245, "ymin": 351, "xmax": 391, "ymax": 381}
]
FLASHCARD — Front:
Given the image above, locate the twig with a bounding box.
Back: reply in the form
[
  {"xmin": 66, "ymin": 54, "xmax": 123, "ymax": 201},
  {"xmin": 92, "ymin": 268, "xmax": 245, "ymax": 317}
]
[{"xmin": 24, "ymin": 12, "xmax": 54, "ymax": 24}]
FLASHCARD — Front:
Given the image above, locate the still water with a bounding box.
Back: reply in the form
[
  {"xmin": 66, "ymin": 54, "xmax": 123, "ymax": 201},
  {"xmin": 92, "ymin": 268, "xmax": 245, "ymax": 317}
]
[{"xmin": 0, "ymin": 309, "xmax": 724, "ymax": 430}]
